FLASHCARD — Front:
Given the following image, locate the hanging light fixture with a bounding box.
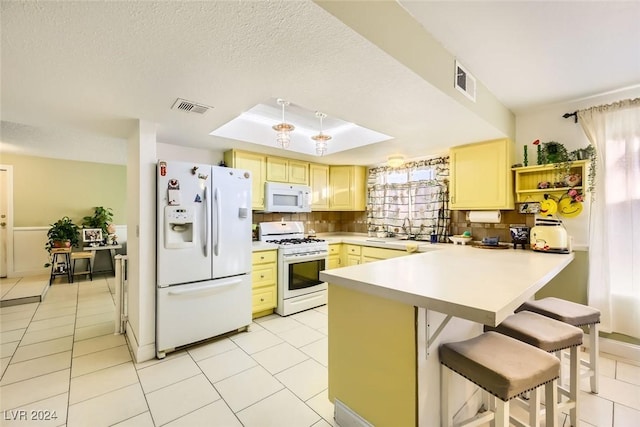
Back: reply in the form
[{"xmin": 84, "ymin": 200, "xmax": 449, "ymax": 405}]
[
  {"xmin": 387, "ymin": 155, "xmax": 405, "ymax": 168},
  {"xmin": 273, "ymin": 98, "xmax": 295, "ymax": 149},
  {"xmin": 311, "ymin": 111, "xmax": 332, "ymax": 156}
]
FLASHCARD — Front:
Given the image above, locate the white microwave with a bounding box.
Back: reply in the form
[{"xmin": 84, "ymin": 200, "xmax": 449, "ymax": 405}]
[{"xmin": 264, "ymin": 182, "xmax": 311, "ymax": 213}]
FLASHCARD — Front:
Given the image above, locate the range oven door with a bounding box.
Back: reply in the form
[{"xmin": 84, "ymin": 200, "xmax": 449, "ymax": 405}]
[{"xmin": 281, "ymin": 252, "xmax": 328, "ymax": 299}]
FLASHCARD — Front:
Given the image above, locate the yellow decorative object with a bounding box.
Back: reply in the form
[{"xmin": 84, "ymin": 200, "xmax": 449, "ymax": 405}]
[
  {"xmin": 539, "ymin": 198, "xmax": 557, "ymax": 215},
  {"xmin": 558, "ymin": 197, "xmax": 583, "ymax": 217}
]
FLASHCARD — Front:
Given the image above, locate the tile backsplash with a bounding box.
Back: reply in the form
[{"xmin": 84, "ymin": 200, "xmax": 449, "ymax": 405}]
[
  {"xmin": 252, "ymin": 211, "xmax": 368, "ymax": 236},
  {"xmin": 253, "ymin": 209, "xmax": 534, "ymax": 243},
  {"xmin": 450, "ymin": 210, "xmax": 536, "ymax": 243}
]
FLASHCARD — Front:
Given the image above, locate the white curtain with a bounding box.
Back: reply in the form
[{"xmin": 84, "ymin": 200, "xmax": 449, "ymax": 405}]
[
  {"xmin": 578, "ymin": 98, "xmax": 640, "ymax": 337},
  {"xmin": 367, "ymin": 157, "xmax": 450, "ymax": 241}
]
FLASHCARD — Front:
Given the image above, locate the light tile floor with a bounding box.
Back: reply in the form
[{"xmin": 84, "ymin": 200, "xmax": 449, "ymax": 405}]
[{"xmin": 1, "ymin": 276, "xmax": 639, "ymax": 426}]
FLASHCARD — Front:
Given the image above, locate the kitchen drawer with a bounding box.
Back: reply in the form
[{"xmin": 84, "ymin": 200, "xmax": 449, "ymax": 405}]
[
  {"xmin": 328, "ymin": 244, "xmax": 341, "ymax": 255},
  {"xmin": 252, "ymin": 286, "xmax": 276, "ymax": 313},
  {"xmin": 345, "ymin": 244, "xmax": 361, "ymax": 256},
  {"xmin": 252, "ymin": 264, "xmax": 276, "ymax": 288},
  {"xmin": 252, "ymin": 250, "xmax": 277, "ymax": 265}
]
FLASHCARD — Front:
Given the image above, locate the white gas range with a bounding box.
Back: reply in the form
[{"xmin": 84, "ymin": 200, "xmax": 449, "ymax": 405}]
[{"xmin": 259, "ymin": 221, "xmax": 328, "ymax": 316}]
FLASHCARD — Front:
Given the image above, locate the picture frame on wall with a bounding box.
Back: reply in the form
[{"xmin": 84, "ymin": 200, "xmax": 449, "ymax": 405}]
[{"xmin": 518, "ymin": 202, "xmax": 541, "ymax": 214}]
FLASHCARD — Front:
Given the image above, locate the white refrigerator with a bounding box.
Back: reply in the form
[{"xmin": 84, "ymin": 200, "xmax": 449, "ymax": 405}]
[{"xmin": 156, "ymin": 160, "xmax": 252, "ymax": 358}]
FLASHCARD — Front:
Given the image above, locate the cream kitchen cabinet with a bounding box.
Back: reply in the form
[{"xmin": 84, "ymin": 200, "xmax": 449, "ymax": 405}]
[
  {"xmin": 329, "ymin": 166, "xmax": 366, "ymax": 211},
  {"xmin": 361, "ymin": 246, "xmax": 407, "ymax": 263},
  {"xmin": 449, "ymin": 138, "xmax": 514, "ymax": 210},
  {"xmin": 224, "ymin": 150, "xmax": 267, "ymax": 210},
  {"xmin": 310, "ymin": 163, "xmax": 330, "ymax": 210},
  {"xmin": 266, "ymin": 157, "xmax": 309, "ymax": 185},
  {"xmin": 344, "ymin": 244, "xmax": 362, "ymax": 266},
  {"xmin": 327, "ymin": 243, "xmax": 342, "ymax": 269},
  {"xmin": 251, "ymin": 250, "xmax": 277, "ymax": 318}
]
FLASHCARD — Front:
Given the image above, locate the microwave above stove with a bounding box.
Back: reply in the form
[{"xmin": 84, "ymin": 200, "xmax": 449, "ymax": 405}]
[{"xmin": 264, "ymin": 182, "xmax": 311, "ymax": 213}]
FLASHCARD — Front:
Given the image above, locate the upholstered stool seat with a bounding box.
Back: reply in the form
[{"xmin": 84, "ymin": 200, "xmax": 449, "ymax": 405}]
[
  {"xmin": 487, "ymin": 311, "xmax": 583, "ymax": 426},
  {"xmin": 517, "ymin": 297, "xmax": 601, "ymax": 394},
  {"xmin": 71, "ymin": 251, "xmax": 93, "ymax": 282},
  {"xmin": 439, "ymin": 331, "xmax": 560, "ymax": 427}
]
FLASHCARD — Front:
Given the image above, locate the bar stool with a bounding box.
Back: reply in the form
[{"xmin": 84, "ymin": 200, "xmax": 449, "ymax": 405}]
[
  {"xmin": 439, "ymin": 331, "xmax": 560, "ymax": 427},
  {"xmin": 49, "ymin": 248, "xmax": 72, "ymax": 285},
  {"xmin": 71, "ymin": 251, "xmax": 93, "ymax": 282},
  {"xmin": 516, "ymin": 297, "xmax": 601, "ymax": 393},
  {"xmin": 487, "ymin": 311, "xmax": 583, "ymax": 426}
]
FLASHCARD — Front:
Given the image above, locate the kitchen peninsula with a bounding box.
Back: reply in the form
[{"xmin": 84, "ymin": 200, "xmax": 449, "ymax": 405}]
[{"xmin": 320, "ymin": 245, "xmax": 574, "ymax": 427}]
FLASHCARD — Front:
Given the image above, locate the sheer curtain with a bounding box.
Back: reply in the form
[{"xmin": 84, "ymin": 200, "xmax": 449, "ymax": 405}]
[
  {"xmin": 578, "ymin": 98, "xmax": 640, "ymax": 337},
  {"xmin": 367, "ymin": 157, "xmax": 450, "ymax": 241}
]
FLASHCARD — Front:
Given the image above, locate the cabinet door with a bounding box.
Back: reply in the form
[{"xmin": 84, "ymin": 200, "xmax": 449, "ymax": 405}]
[
  {"xmin": 346, "ymin": 255, "xmax": 361, "ymax": 266},
  {"xmin": 226, "ymin": 151, "xmax": 266, "ymax": 210},
  {"xmin": 449, "ymin": 139, "xmax": 514, "ymax": 210},
  {"xmin": 329, "ymin": 166, "xmax": 366, "ymax": 211},
  {"xmin": 310, "ymin": 163, "xmax": 330, "ymax": 210},
  {"xmin": 288, "ymin": 160, "xmax": 309, "ymax": 184},
  {"xmin": 266, "ymin": 157, "xmax": 288, "ymax": 182}
]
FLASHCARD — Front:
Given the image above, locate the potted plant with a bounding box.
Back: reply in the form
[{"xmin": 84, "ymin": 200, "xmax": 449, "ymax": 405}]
[
  {"xmin": 82, "ymin": 206, "xmax": 114, "ymax": 240},
  {"xmin": 44, "ymin": 217, "xmax": 81, "ymax": 267}
]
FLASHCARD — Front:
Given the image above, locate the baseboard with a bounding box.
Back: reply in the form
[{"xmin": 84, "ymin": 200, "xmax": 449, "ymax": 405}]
[
  {"xmin": 125, "ymin": 322, "xmax": 156, "ymax": 363},
  {"xmin": 334, "ymin": 399, "xmax": 373, "ymax": 427},
  {"xmin": 584, "ymin": 333, "xmax": 640, "ymax": 362}
]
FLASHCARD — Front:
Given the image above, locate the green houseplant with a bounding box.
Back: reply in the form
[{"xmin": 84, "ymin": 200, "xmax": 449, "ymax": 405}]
[
  {"xmin": 82, "ymin": 206, "xmax": 114, "ymax": 238},
  {"xmin": 44, "ymin": 216, "xmax": 81, "ymax": 268}
]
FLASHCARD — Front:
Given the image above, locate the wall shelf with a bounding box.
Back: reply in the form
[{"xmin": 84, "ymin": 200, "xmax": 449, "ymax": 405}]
[{"xmin": 512, "ymin": 160, "xmax": 588, "ymax": 202}]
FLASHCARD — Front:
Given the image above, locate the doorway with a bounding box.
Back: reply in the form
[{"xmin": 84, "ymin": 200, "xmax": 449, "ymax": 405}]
[{"xmin": 0, "ymin": 165, "xmax": 14, "ymax": 277}]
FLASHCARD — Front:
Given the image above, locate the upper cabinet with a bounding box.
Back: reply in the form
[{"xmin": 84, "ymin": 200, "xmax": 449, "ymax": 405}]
[
  {"xmin": 449, "ymin": 138, "xmax": 514, "ymax": 210},
  {"xmin": 309, "ymin": 163, "xmax": 330, "ymax": 210},
  {"xmin": 266, "ymin": 157, "xmax": 309, "ymax": 185},
  {"xmin": 512, "ymin": 160, "xmax": 588, "ymax": 202},
  {"xmin": 329, "ymin": 166, "xmax": 366, "ymax": 211},
  {"xmin": 224, "ymin": 150, "xmax": 266, "ymax": 210}
]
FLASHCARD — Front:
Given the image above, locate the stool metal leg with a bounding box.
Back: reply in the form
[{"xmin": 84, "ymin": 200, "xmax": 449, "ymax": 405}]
[
  {"xmin": 545, "ymin": 379, "xmax": 558, "ymax": 427},
  {"xmin": 570, "ymin": 346, "xmax": 579, "ymax": 426},
  {"xmin": 529, "ymin": 387, "xmax": 541, "ymax": 426},
  {"xmin": 589, "ymin": 323, "xmax": 599, "ymax": 393},
  {"xmin": 494, "ymin": 399, "xmax": 509, "ymax": 427},
  {"xmin": 441, "ymin": 364, "xmax": 453, "ymax": 427}
]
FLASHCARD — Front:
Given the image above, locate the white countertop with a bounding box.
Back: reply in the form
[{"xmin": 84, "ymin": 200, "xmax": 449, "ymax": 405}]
[
  {"xmin": 252, "ymin": 241, "xmax": 278, "ymax": 251},
  {"xmin": 320, "ymin": 244, "xmax": 574, "ymax": 327}
]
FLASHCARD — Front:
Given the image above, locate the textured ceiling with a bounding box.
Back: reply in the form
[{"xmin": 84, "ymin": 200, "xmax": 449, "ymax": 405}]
[{"xmin": 1, "ymin": 1, "xmax": 638, "ymax": 166}]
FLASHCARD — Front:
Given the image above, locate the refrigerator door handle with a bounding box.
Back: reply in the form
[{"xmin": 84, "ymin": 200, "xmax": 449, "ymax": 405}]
[
  {"xmin": 214, "ymin": 187, "xmax": 221, "ymax": 256},
  {"xmin": 204, "ymin": 186, "xmax": 210, "ymax": 257},
  {"xmin": 167, "ymin": 278, "xmax": 243, "ymax": 295}
]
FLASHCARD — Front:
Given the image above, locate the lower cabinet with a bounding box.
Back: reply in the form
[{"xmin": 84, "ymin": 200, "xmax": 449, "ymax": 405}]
[
  {"xmin": 361, "ymin": 246, "xmax": 407, "ymax": 263},
  {"xmin": 251, "ymin": 250, "xmax": 277, "ymax": 318},
  {"xmin": 327, "ymin": 243, "xmax": 342, "ymax": 269},
  {"xmin": 344, "ymin": 244, "xmax": 362, "ymax": 266}
]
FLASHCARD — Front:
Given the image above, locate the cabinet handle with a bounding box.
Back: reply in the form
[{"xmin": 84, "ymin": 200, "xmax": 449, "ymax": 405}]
[
  {"xmin": 260, "ymin": 298, "xmax": 264, "ymax": 302},
  {"xmin": 260, "ymin": 274, "xmax": 264, "ymax": 279},
  {"xmin": 260, "ymin": 256, "xmax": 264, "ymax": 260}
]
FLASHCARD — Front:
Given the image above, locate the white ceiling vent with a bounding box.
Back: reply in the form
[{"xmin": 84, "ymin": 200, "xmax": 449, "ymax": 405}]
[
  {"xmin": 454, "ymin": 60, "xmax": 476, "ymax": 102},
  {"xmin": 171, "ymin": 98, "xmax": 212, "ymax": 114}
]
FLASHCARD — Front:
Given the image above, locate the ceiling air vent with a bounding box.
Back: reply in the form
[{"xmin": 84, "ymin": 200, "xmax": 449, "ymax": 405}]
[
  {"xmin": 171, "ymin": 98, "xmax": 212, "ymax": 115},
  {"xmin": 454, "ymin": 60, "xmax": 476, "ymax": 103}
]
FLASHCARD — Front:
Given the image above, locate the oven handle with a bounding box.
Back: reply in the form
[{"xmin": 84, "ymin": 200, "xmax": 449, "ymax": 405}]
[{"xmin": 282, "ymin": 252, "xmax": 329, "ymax": 263}]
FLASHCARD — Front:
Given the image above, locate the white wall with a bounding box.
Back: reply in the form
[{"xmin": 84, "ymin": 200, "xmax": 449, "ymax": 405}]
[
  {"xmin": 514, "ymin": 86, "xmax": 640, "ymax": 247},
  {"xmin": 157, "ymin": 142, "xmax": 224, "ymax": 165}
]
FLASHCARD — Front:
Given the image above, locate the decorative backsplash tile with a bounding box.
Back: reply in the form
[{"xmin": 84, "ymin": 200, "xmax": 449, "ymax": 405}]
[{"xmin": 252, "ymin": 211, "xmax": 368, "ymax": 236}]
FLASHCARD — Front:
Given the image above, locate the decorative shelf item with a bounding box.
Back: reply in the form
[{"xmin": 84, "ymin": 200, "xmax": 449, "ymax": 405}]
[{"xmin": 512, "ymin": 160, "xmax": 589, "ymax": 203}]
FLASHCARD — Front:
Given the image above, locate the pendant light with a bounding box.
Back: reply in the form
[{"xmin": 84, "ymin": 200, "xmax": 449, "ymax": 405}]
[
  {"xmin": 311, "ymin": 111, "xmax": 332, "ymax": 156},
  {"xmin": 273, "ymin": 98, "xmax": 295, "ymax": 149}
]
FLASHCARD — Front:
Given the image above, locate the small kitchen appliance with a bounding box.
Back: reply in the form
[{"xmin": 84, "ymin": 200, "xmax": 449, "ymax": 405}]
[
  {"xmin": 264, "ymin": 182, "xmax": 311, "ymax": 213},
  {"xmin": 259, "ymin": 221, "xmax": 328, "ymax": 316},
  {"xmin": 530, "ymin": 218, "xmax": 570, "ymax": 253},
  {"xmin": 156, "ymin": 161, "xmax": 252, "ymax": 358}
]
